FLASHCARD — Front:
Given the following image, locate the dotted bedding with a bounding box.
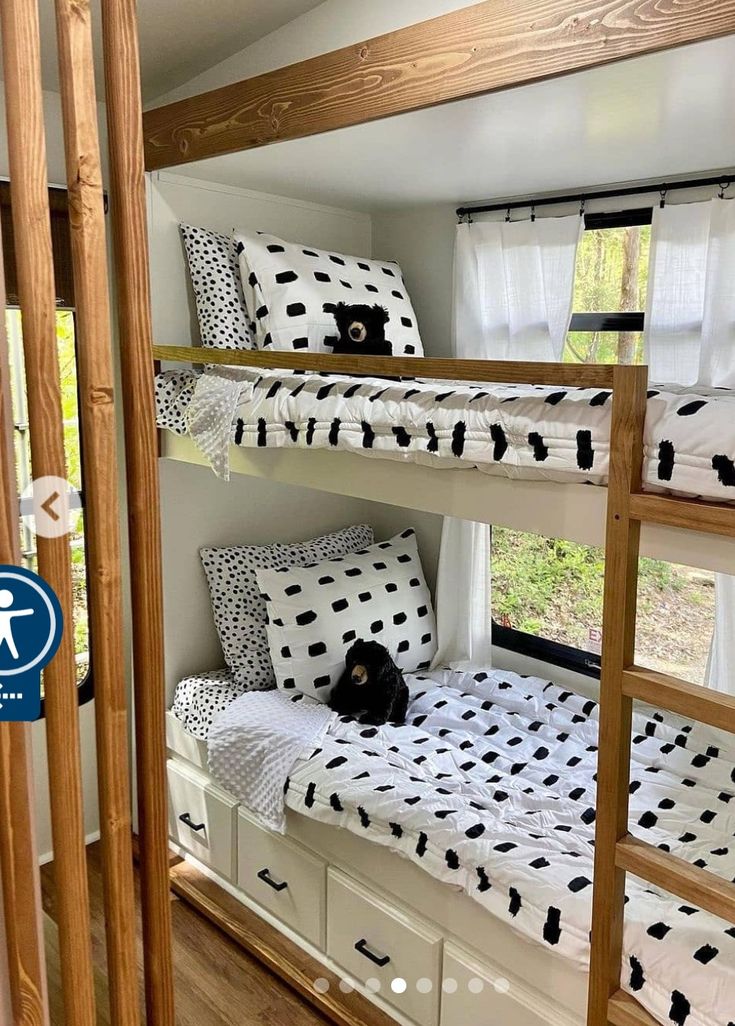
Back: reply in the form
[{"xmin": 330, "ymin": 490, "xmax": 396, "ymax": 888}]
[
  {"xmin": 281, "ymin": 669, "xmax": 735, "ymax": 1026},
  {"xmin": 171, "ymin": 668, "xmax": 244, "ymax": 740},
  {"xmin": 154, "ymin": 367, "xmax": 735, "ymax": 502}
]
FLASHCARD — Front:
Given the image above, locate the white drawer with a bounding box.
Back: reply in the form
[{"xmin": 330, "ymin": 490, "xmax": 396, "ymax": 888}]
[
  {"xmin": 238, "ymin": 809, "xmax": 326, "ymax": 949},
  {"xmin": 327, "ymin": 868, "xmax": 441, "ymax": 1026},
  {"xmin": 440, "ymin": 943, "xmax": 580, "ymax": 1026},
  {"xmin": 167, "ymin": 759, "xmax": 237, "ymax": 880}
]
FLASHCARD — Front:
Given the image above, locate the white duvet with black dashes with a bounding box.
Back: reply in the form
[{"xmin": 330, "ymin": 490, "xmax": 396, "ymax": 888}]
[
  {"xmin": 155, "ymin": 367, "xmax": 735, "ymax": 501},
  {"xmin": 259, "ymin": 669, "xmax": 734, "ymax": 1026}
]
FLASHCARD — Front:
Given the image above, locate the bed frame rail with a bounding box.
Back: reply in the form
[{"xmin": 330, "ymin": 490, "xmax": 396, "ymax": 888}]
[{"xmin": 151, "ymin": 344, "xmax": 618, "ymax": 388}]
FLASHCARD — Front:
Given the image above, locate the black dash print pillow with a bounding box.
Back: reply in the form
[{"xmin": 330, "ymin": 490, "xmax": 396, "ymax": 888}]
[
  {"xmin": 257, "ymin": 528, "xmax": 437, "ymax": 703},
  {"xmin": 180, "ymin": 223, "xmax": 255, "ymax": 350},
  {"xmin": 200, "ymin": 524, "xmax": 374, "ymax": 691},
  {"xmin": 233, "ymin": 229, "xmax": 424, "ymax": 356}
]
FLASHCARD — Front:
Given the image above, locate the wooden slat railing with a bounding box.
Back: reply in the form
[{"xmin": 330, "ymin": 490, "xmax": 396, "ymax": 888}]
[
  {"xmin": 100, "ymin": 1, "xmax": 176, "ymax": 1022},
  {"xmin": 53, "ymin": 0, "xmax": 140, "ymax": 1022},
  {"xmin": 0, "ymin": 216, "xmax": 48, "ymax": 1026},
  {"xmin": 0, "ymin": 1, "xmax": 96, "ymax": 1023}
]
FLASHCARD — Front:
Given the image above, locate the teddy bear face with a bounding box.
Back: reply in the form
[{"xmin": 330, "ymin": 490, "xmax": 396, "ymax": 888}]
[{"xmin": 331, "ymin": 302, "xmax": 392, "ymax": 356}]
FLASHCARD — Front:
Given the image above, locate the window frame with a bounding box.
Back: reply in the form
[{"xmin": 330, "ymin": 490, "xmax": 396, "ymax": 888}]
[{"xmin": 492, "ymin": 205, "xmax": 651, "ymax": 678}]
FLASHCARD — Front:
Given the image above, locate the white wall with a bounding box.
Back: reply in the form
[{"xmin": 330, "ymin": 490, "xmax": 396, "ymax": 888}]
[
  {"xmin": 372, "ymin": 205, "xmax": 456, "ymax": 358},
  {"xmin": 0, "ymin": 83, "xmax": 106, "ymax": 860},
  {"xmin": 150, "ymin": 0, "xmax": 482, "ymax": 107}
]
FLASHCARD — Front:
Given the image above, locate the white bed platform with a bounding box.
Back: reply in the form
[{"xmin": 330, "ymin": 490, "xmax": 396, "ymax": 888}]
[
  {"xmin": 162, "ymin": 431, "xmax": 735, "ymax": 576},
  {"xmin": 165, "ymin": 709, "xmax": 587, "ymax": 1026}
]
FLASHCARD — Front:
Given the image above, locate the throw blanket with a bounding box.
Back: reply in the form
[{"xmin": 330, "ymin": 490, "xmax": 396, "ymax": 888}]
[
  {"xmin": 208, "ymin": 668, "xmax": 735, "ymax": 1026},
  {"xmin": 208, "ymin": 689, "xmax": 333, "ymax": 832}
]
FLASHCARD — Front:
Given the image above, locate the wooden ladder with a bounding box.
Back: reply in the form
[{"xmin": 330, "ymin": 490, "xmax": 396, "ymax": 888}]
[{"xmin": 587, "ymin": 365, "xmax": 735, "ymax": 1026}]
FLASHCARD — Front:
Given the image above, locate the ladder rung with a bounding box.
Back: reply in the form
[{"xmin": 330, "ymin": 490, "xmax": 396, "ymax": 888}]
[
  {"xmin": 608, "ymin": 990, "xmax": 660, "ymax": 1026},
  {"xmin": 629, "ymin": 493, "xmax": 735, "ymax": 537},
  {"xmin": 616, "ymin": 835, "xmax": 735, "ymax": 925},
  {"xmin": 622, "ymin": 665, "xmax": 735, "ymax": 734}
]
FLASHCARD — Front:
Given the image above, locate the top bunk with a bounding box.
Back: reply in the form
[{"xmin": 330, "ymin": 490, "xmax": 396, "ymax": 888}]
[{"xmin": 144, "ymin": 3, "xmax": 735, "ymax": 574}]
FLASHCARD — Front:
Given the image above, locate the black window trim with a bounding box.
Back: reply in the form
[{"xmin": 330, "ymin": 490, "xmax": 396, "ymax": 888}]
[{"xmin": 494, "ymin": 204, "xmax": 649, "ymax": 678}]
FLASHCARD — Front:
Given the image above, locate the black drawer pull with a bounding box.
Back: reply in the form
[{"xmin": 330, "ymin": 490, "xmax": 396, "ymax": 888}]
[
  {"xmin": 178, "ymin": 812, "xmax": 205, "ymax": 833},
  {"xmin": 355, "ymin": 939, "xmax": 390, "ymax": 967},
  {"xmin": 257, "ymin": 868, "xmax": 288, "ymax": 892}
]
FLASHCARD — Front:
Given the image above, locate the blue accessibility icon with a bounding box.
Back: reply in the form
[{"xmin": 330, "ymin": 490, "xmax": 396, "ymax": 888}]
[{"xmin": 0, "ymin": 565, "xmax": 63, "ymax": 721}]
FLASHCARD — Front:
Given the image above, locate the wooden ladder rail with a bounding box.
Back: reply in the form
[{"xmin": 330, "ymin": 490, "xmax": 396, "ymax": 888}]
[{"xmin": 587, "ymin": 364, "xmax": 735, "ymax": 1026}]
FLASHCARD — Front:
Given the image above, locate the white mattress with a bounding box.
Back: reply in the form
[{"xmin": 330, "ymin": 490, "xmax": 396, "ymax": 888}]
[
  {"xmin": 207, "ymin": 667, "xmax": 735, "ymax": 1026},
  {"xmin": 155, "ymin": 367, "xmax": 735, "ymax": 503}
]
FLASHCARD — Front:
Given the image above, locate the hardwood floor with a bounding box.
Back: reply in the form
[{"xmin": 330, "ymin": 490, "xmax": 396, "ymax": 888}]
[{"xmin": 41, "ymin": 843, "xmax": 330, "ymax": 1025}]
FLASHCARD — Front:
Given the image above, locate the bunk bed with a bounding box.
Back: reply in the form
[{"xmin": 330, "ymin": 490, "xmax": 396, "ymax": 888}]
[
  {"xmin": 140, "ymin": 6, "xmax": 735, "ymax": 1026},
  {"xmin": 2, "ymin": 4, "xmax": 734, "ymax": 1026}
]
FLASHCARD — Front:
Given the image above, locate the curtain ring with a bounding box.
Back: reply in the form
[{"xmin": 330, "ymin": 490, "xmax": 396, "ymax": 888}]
[
  {"xmin": 718, "ymin": 179, "xmax": 731, "ymax": 199},
  {"xmin": 579, "ymin": 198, "xmax": 586, "ymax": 218},
  {"xmin": 659, "ymin": 187, "xmax": 667, "ymax": 209},
  {"xmin": 530, "ymin": 204, "xmax": 536, "ymax": 222},
  {"xmin": 505, "ymin": 207, "xmax": 511, "ymax": 223}
]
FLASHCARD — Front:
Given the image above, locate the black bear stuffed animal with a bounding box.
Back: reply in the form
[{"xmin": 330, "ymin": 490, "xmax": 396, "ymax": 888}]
[
  {"xmin": 331, "ymin": 302, "xmax": 393, "ymax": 356},
  {"xmin": 329, "ymin": 639, "xmax": 409, "ymax": 726}
]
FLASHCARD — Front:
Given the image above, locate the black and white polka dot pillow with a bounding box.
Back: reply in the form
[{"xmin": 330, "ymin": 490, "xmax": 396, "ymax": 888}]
[
  {"xmin": 233, "ymin": 229, "xmax": 424, "ymax": 356},
  {"xmin": 200, "ymin": 524, "xmax": 374, "ymax": 691},
  {"xmin": 257, "ymin": 528, "xmax": 437, "ymax": 703},
  {"xmin": 180, "ymin": 223, "xmax": 255, "ymax": 350}
]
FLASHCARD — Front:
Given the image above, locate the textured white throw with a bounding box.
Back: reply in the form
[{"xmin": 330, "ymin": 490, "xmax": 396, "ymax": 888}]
[{"xmin": 207, "ymin": 689, "xmax": 334, "ymax": 832}]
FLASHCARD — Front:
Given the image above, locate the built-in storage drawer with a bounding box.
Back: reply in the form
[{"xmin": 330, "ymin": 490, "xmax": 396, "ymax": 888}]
[
  {"xmin": 167, "ymin": 759, "xmax": 237, "ymax": 880},
  {"xmin": 327, "ymin": 868, "xmax": 442, "ymax": 1026},
  {"xmin": 238, "ymin": 808, "xmax": 326, "ymax": 949},
  {"xmin": 440, "ymin": 943, "xmax": 579, "ymax": 1026}
]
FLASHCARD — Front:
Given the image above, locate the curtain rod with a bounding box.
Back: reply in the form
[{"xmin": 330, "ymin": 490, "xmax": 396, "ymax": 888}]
[{"xmin": 456, "ymin": 172, "xmax": 734, "ymax": 219}]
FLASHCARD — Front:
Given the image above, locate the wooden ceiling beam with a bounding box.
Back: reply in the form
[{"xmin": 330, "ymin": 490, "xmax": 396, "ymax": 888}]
[{"xmin": 143, "ymin": 0, "xmax": 735, "ymax": 171}]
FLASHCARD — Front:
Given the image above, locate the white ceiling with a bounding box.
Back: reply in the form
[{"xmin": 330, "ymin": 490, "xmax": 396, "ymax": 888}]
[
  {"xmin": 172, "ymin": 36, "xmax": 735, "ymax": 214},
  {"xmin": 36, "ymin": 0, "xmax": 323, "ymax": 103}
]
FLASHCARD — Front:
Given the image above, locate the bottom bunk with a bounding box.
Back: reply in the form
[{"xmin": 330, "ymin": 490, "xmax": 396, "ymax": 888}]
[{"xmin": 166, "ymin": 665, "xmax": 735, "ymax": 1026}]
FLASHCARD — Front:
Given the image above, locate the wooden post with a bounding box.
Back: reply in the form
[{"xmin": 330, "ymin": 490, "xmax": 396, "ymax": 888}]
[
  {"xmin": 99, "ymin": 0, "xmax": 175, "ymax": 1022},
  {"xmin": 0, "ymin": 0, "xmax": 96, "ymax": 1023},
  {"xmin": 0, "ymin": 219, "xmax": 48, "ymax": 1026},
  {"xmin": 587, "ymin": 364, "xmax": 648, "ymax": 1025},
  {"xmin": 53, "ymin": 0, "xmax": 141, "ymax": 1022}
]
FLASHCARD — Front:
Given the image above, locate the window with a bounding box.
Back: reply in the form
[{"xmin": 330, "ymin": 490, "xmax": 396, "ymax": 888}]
[
  {"xmin": 492, "ymin": 528, "xmax": 716, "ymax": 685},
  {"xmin": 2, "ymin": 183, "xmax": 92, "ymax": 709},
  {"xmin": 493, "ymin": 206, "xmax": 715, "ymax": 685},
  {"xmin": 564, "ymin": 208, "xmax": 651, "ymax": 366}
]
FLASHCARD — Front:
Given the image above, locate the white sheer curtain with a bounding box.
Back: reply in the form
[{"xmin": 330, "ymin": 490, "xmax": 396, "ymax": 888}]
[
  {"xmin": 454, "ymin": 214, "xmax": 583, "ymax": 360},
  {"xmin": 646, "ymin": 198, "xmax": 735, "ymax": 387},
  {"xmin": 431, "ymin": 216, "xmax": 582, "ymax": 672},
  {"xmin": 431, "ymin": 517, "xmax": 493, "ymax": 671},
  {"xmin": 646, "ymin": 197, "xmax": 735, "ymax": 694}
]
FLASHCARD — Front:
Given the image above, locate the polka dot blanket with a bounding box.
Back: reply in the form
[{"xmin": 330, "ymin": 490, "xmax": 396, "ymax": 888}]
[
  {"xmin": 208, "ymin": 667, "xmax": 735, "ymax": 1026},
  {"xmin": 154, "ymin": 368, "xmax": 735, "ymax": 501}
]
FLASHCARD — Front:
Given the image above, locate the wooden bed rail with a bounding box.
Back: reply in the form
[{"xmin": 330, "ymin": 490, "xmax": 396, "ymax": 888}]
[{"xmin": 151, "ymin": 344, "xmax": 618, "ymax": 389}]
